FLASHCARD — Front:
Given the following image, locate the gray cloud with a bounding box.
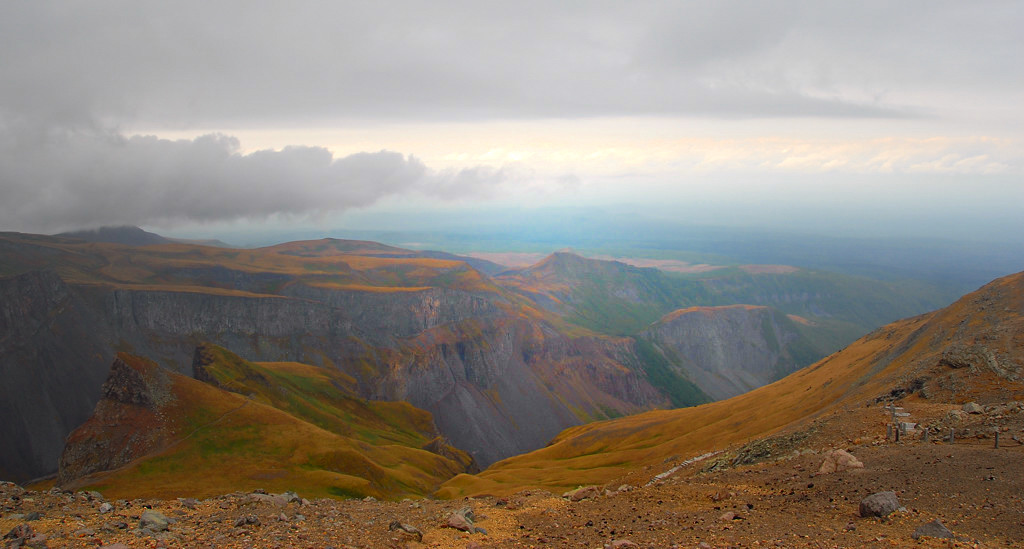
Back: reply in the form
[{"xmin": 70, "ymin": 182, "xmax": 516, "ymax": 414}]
[
  {"xmin": 1, "ymin": 1, "xmax": 1020, "ymax": 236},
  {"xmin": 0, "ymin": 124, "xmax": 507, "ymax": 233},
  {"xmin": 6, "ymin": 1, "xmax": 1016, "ymax": 128}
]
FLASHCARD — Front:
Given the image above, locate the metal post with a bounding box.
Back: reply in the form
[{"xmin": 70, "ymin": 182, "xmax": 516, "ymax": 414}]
[{"xmin": 950, "ymin": 428, "xmax": 955, "ymax": 444}]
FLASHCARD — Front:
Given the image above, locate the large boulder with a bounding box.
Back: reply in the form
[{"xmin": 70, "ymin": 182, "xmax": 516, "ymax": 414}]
[
  {"xmin": 859, "ymin": 491, "xmax": 901, "ymax": 518},
  {"xmin": 962, "ymin": 402, "xmax": 984, "ymax": 414},
  {"xmin": 817, "ymin": 449, "xmax": 864, "ymax": 475},
  {"xmin": 139, "ymin": 510, "xmax": 170, "ymax": 532},
  {"xmin": 563, "ymin": 485, "xmax": 603, "ymax": 502},
  {"xmin": 445, "ymin": 507, "xmax": 475, "ymax": 532},
  {"xmin": 912, "ymin": 519, "xmax": 954, "ymax": 540}
]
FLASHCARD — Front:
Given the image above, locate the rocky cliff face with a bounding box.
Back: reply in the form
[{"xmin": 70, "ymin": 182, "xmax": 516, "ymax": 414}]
[
  {"xmin": 641, "ymin": 305, "xmax": 818, "ymax": 400},
  {"xmin": 1, "ymin": 235, "xmax": 854, "ymax": 480},
  {"xmin": 0, "ymin": 271, "xmax": 113, "ymax": 482},
  {"xmin": 57, "ymin": 354, "xmax": 174, "ymax": 485},
  {"xmin": 373, "ymin": 316, "xmax": 668, "ymax": 465},
  {"xmin": 15, "ymin": 276, "xmax": 669, "ymax": 470}
]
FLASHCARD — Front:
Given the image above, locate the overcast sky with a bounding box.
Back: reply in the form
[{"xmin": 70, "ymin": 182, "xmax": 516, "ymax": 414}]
[{"xmin": 1, "ymin": 1, "xmax": 1021, "ymax": 241}]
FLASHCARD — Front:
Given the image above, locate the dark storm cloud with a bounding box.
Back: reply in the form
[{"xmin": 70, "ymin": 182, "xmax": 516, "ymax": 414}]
[
  {"xmin": 7, "ymin": 0, "xmax": 1013, "ymax": 127},
  {"xmin": 0, "ymin": 125, "xmax": 505, "ymax": 233}
]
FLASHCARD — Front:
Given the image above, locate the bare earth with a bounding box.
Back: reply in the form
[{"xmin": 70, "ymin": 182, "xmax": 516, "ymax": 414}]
[{"xmin": 4, "ymin": 434, "xmax": 1022, "ymax": 549}]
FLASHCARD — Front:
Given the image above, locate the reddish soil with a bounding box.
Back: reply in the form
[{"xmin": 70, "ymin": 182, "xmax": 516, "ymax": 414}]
[{"xmin": 4, "ymin": 433, "xmax": 1022, "ymax": 548}]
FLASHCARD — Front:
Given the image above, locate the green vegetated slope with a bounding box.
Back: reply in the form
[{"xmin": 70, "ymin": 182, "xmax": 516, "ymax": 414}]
[
  {"xmin": 191, "ymin": 343, "xmax": 451, "ymax": 450},
  {"xmin": 60, "ymin": 347, "xmax": 472, "ymax": 500},
  {"xmin": 631, "ymin": 338, "xmax": 710, "ymax": 408}
]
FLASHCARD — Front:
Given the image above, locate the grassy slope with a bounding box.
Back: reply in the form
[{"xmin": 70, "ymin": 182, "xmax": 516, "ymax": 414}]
[
  {"xmin": 74, "ymin": 348, "xmax": 470, "ymax": 500},
  {"xmin": 437, "ymin": 271, "xmax": 1024, "ymax": 497}
]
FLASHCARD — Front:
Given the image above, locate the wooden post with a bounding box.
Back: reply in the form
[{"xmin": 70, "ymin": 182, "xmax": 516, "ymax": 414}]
[
  {"xmin": 887, "ymin": 424, "xmax": 892, "ymax": 441},
  {"xmin": 995, "ymin": 431, "xmax": 1000, "ymax": 449},
  {"xmin": 895, "ymin": 427, "xmax": 900, "ymax": 442}
]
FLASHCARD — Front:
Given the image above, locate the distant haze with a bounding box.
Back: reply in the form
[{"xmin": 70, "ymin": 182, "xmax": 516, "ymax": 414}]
[{"xmin": 0, "ymin": 1, "xmax": 1021, "ymax": 242}]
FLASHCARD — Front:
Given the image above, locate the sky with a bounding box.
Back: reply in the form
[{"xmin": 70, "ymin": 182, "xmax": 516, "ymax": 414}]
[{"xmin": 1, "ymin": 1, "xmax": 1022, "ymax": 243}]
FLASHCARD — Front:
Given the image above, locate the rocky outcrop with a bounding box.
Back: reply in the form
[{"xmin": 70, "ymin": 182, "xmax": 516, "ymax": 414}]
[
  {"xmin": 421, "ymin": 437, "xmax": 478, "ymax": 474},
  {"xmin": 816, "ymin": 449, "xmax": 864, "ymax": 475},
  {"xmin": 640, "ymin": 305, "xmax": 818, "ymax": 400},
  {"xmin": 57, "ymin": 355, "xmax": 174, "ymax": 486}
]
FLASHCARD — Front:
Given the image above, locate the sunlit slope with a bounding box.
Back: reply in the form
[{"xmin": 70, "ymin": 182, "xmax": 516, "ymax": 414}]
[
  {"xmin": 439, "ymin": 270, "xmax": 1024, "ymax": 497},
  {"xmin": 60, "ymin": 350, "xmax": 471, "ymax": 500},
  {"xmin": 191, "ymin": 343, "xmax": 467, "ymax": 452}
]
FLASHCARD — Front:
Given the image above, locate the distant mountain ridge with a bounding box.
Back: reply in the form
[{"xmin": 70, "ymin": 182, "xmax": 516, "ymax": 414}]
[
  {"xmin": 498, "ymin": 250, "xmax": 947, "ymax": 353},
  {"xmin": 261, "ymin": 237, "xmax": 507, "ymax": 275},
  {"xmin": 57, "ymin": 225, "xmax": 233, "ymax": 248}
]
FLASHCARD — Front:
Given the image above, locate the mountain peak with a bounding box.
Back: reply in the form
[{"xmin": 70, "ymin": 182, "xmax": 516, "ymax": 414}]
[{"xmin": 56, "ymin": 225, "xmax": 170, "ymax": 246}]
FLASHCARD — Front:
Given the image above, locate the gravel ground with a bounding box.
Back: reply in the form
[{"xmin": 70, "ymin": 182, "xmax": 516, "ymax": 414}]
[
  {"xmin": 3, "ymin": 440, "xmax": 1022, "ymax": 548},
  {"xmin": 5, "ymin": 401, "xmax": 1023, "ymax": 549}
]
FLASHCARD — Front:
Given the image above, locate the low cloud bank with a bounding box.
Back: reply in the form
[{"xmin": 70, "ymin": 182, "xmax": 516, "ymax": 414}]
[{"xmin": 0, "ymin": 124, "xmax": 508, "ymax": 233}]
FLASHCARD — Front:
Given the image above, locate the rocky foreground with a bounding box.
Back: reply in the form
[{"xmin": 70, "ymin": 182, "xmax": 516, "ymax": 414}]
[{"xmin": 4, "ymin": 430, "xmax": 1023, "ymax": 548}]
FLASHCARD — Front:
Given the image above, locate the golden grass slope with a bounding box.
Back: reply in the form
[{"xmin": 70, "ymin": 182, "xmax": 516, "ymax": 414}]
[
  {"xmin": 0, "ymin": 233, "xmax": 497, "ymax": 295},
  {"xmin": 64, "ymin": 348, "xmax": 472, "ymax": 500},
  {"xmin": 438, "ymin": 270, "xmax": 1024, "ymax": 498}
]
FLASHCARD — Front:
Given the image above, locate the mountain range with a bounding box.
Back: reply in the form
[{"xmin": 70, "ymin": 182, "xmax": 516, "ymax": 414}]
[{"xmin": 0, "ymin": 228, "xmax": 961, "ymax": 488}]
